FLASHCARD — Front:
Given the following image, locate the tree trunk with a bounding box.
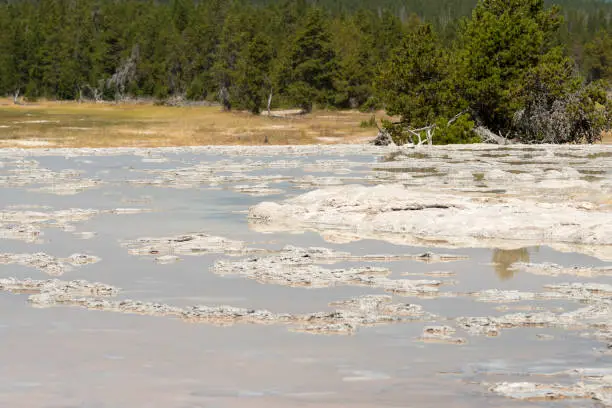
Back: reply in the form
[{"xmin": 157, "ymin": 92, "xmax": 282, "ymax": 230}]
[
  {"xmin": 219, "ymin": 86, "xmax": 231, "ymax": 111},
  {"xmin": 93, "ymin": 87, "xmax": 102, "ymax": 103},
  {"xmin": 267, "ymin": 90, "xmax": 273, "ymax": 116}
]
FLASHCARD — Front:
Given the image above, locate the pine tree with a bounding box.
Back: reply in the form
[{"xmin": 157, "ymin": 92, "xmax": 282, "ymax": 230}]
[
  {"xmin": 332, "ymin": 11, "xmax": 376, "ymax": 108},
  {"xmin": 2, "ymin": 8, "xmax": 32, "ymax": 98},
  {"xmin": 1, "ymin": 0, "xmax": 611, "ymax": 111},
  {"xmin": 372, "ymin": 10, "xmax": 404, "ymax": 64},
  {"xmin": 184, "ymin": 1, "xmax": 224, "ymax": 100},
  {"xmin": 376, "ymin": 24, "xmax": 459, "ymax": 128},
  {"xmin": 211, "ymin": 5, "xmax": 252, "ymax": 110},
  {"xmin": 279, "ymin": 8, "xmax": 338, "ymax": 112},
  {"xmin": 171, "ymin": 0, "xmax": 192, "ymax": 33},
  {"xmin": 234, "ymin": 34, "xmax": 273, "ymax": 114},
  {"xmin": 457, "ymin": 0, "xmax": 564, "ymax": 132},
  {"xmin": 583, "ymin": 30, "xmax": 612, "ymax": 82}
]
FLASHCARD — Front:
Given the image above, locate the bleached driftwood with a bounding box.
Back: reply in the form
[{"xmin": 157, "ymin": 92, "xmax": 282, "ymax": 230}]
[
  {"xmin": 372, "ymin": 111, "xmax": 468, "ymax": 146},
  {"xmin": 474, "ymin": 126, "xmax": 512, "ymax": 145}
]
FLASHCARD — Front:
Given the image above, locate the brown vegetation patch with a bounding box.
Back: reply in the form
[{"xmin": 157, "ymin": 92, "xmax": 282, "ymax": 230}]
[{"xmin": 0, "ymin": 99, "xmax": 386, "ymax": 148}]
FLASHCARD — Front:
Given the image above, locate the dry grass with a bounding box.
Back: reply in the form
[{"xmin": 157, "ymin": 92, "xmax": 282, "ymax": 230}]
[
  {"xmin": 3, "ymin": 99, "xmax": 608, "ymax": 148},
  {"xmin": 0, "ymin": 99, "xmax": 385, "ymax": 148}
]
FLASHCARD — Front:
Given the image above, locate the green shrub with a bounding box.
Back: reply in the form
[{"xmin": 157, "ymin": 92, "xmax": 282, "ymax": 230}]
[
  {"xmin": 360, "ymin": 115, "xmax": 377, "ymax": 128},
  {"xmin": 433, "ymin": 113, "xmax": 480, "ymax": 144}
]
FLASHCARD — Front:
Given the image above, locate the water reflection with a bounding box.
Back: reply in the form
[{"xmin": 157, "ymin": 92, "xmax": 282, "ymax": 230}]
[{"xmin": 492, "ymin": 248, "xmax": 531, "ymax": 280}]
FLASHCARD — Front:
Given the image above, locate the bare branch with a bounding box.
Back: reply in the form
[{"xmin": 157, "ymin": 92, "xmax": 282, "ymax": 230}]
[
  {"xmin": 106, "ymin": 44, "xmax": 139, "ymax": 101},
  {"xmin": 447, "ymin": 109, "xmax": 468, "ymax": 126},
  {"xmin": 474, "ymin": 126, "xmax": 511, "ymax": 145}
]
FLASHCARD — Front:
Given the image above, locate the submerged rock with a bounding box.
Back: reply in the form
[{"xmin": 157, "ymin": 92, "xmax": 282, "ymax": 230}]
[
  {"xmin": 294, "ymin": 295, "xmax": 434, "ymax": 335},
  {"xmin": 457, "ymin": 301, "xmax": 612, "ymax": 338},
  {"xmin": 182, "ymin": 305, "xmax": 286, "ymax": 326},
  {"xmin": 0, "ymin": 253, "xmax": 100, "ymax": 276},
  {"xmin": 0, "ymin": 207, "xmax": 151, "ymax": 243},
  {"xmin": 470, "ymin": 289, "xmax": 537, "ymax": 303},
  {"xmin": 154, "ymin": 255, "xmax": 181, "ymax": 264},
  {"xmin": 417, "ymin": 325, "xmax": 466, "ymax": 344},
  {"xmin": 544, "ymin": 282, "xmax": 612, "ymax": 299},
  {"xmin": 231, "ymin": 184, "xmax": 283, "ymax": 196},
  {"xmin": 489, "ymin": 382, "xmax": 590, "ymax": 400},
  {"xmin": 488, "ymin": 380, "xmax": 612, "ymax": 405},
  {"xmin": 30, "ymin": 179, "xmax": 103, "ymax": 195},
  {"xmin": 0, "ymin": 275, "xmax": 435, "ymax": 335},
  {"xmin": 0, "ymin": 158, "xmax": 102, "ymax": 195},
  {"xmin": 212, "ymin": 246, "xmax": 443, "ymax": 296},
  {"xmin": 0, "ymin": 278, "xmax": 118, "ymax": 299},
  {"xmin": 512, "ymin": 262, "xmax": 612, "ymax": 278},
  {"xmin": 123, "ymin": 232, "xmax": 249, "ymax": 258}
]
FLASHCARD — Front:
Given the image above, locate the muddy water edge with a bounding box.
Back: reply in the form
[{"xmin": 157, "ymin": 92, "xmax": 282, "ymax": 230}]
[{"xmin": 0, "ymin": 144, "xmax": 611, "ymax": 407}]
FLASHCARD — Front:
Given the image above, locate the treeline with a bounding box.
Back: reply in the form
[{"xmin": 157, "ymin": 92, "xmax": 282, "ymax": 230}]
[
  {"xmin": 1, "ymin": 0, "xmax": 612, "ymax": 114},
  {"xmin": 376, "ymin": 0, "xmax": 611, "ymax": 144}
]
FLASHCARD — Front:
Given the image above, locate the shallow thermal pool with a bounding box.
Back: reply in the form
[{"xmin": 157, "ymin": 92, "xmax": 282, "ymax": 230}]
[{"xmin": 0, "ymin": 144, "xmax": 611, "ymax": 407}]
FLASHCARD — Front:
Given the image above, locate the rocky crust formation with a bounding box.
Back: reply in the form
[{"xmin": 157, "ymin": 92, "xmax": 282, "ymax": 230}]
[
  {"xmin": 511, "ymin": 262, "xmax": 612, "ymax": 277},
  {"xmin": 0, "ymin": 276, "xmax": 434, "ymax": 335},
  {"xmin": 0, "ymin": 252, "xmax": 100, "ymax": 276},
  {"xmin": 249, "ymin": 184, "xmax": 611, "ymax": 260},
  {"xmin": 1, "ymin": 143, "xmax": 611, "ymax": 406},
  {"xmin": 212, "ymin": 246, "xmax": 446, "ymax": 296},
  {"xmin": 122, "ymin": 232, "xmax": 251, "ymax": 261},
  {"xmin": 0, "ymin": 207, "xmax": 150, "ymax": 243}
]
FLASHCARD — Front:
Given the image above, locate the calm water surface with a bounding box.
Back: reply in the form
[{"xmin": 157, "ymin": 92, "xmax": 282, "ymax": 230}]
[{"xmin": 0, "ymin": 149, "xmax": 609, "ymax": 408}]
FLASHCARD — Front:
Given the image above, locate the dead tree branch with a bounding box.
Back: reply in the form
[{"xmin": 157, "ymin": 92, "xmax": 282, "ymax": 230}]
[
  {"xmin": 106, "ymin": 44, "xmax": 139, "ymax": 101},
  {"xmin": 371, "ymin": 110, "xmax": 470, "ymax": 147},
  {"xmin": 474, "ymin": 126, "xmax": 512, "ymax": 145},
  {"xmin": 447, "ymin": 109, "xmax": 468, "ymax": 126}
]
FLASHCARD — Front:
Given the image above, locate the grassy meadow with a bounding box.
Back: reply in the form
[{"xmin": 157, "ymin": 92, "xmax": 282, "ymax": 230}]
[
  {"xmin": 0, "ymin": 99, "xmax": 610, "ymax": 148},
  {"xmin": 0, "ymin": 99, "xmax": 385, "ymax": 148}
]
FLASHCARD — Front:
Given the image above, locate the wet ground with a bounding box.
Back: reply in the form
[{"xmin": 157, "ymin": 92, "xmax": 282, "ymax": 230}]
[{"xmin": 0, "ymin": 144, "xmax": 611, "ymax": 407}]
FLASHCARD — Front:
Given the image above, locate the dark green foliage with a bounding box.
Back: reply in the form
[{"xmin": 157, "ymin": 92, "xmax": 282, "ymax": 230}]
[
  {"xmin": 0, "ymin": 0, "xmax": 611, "ymax": 145},
  {"xmin": 331, "ymin": 11, "xmax": 377, "ymax": 108},
  {"xmin": 359, "ymin": 115, "xmax": 377, "ymax": 128},
  {"xmin": 583, "ymin": 30, "xmax": 612, "ymax": 82},
  {"xmin": 375, "ymin": 0, "xmax": 611, "ymax": 144},
  {"xmin": 456, "ymin": 0, "xmax": 611, "ymax": 142},
  {"xmin": 234, "ymin": 34, "xmax": 273, "ymax": 114},
  {"xmin": 211, "ymin": 4, "xmax": 252, "ymax": 110},
  {"xmin": 433, "ymin": 114, "xmax": 480, "ymax": 144},
  {"xmin": 376, "ymin": 24, "xmax": 461, "ymax": 128},
  {"xmin": 278, "ymin": 8, "xmax": 338, "ymax": 112},
  {"xmin": 457, "ymin": 0, "xmax": 564, "ymax": 133}
]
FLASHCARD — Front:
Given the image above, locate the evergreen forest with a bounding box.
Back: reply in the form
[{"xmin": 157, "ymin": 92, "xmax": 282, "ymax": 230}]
[{"xmin": 1, "ymin": 0, "xmax": 612, "ymax": 142}]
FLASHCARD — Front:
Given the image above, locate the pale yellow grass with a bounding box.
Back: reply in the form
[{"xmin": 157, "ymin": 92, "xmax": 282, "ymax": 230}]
[{"xmin": 0, "ymin": 99, "xmax": 383, "ymax": 148}]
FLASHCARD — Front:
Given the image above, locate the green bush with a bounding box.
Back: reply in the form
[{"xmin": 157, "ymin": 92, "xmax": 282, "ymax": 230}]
[
  {"xmin": 359, "ymin": 96, "xmax": 382, "ymax": 113},
  {"xmin": 360, "ymin": 115, "xmax": 377, "ymax": 128},
  {"xmin": 433, "ymin": 114, "xmax": 480, "ymax": 144}
]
